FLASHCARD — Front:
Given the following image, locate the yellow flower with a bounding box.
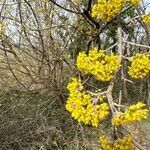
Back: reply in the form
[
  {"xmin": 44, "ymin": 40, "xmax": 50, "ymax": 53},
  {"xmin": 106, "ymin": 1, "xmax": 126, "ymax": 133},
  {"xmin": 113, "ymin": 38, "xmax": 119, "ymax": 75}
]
[
  {"xmin": 112, "ymin": 102, "xmax": 149, "ymax": 126},
  {"xmin": 142, "ymin": 13, "xmax": 150, "ymax": 23},
  {"xmin": 99, "ymin": 135, "xmax": 136, "ymax": 150},
  {"xmin": 91, "ymin": 0, "xmax": 140, "ymax": 22},
  {"xmin": 76, "ymin": 48, "xmax": 121, "ymax": 81},
  {"xmin": 67, "ymin": 77, "xmax": 84, "ymax": 92},
  {"xmin": 128, "ymin": 53, "xmax": 150, "ymax": 79},
  {"xmin": 129, "ymin": 0, "xmax": 140, "ymax": 6},
  {"xmin": 65, "ymin": 78, "xmax": 109, "ymax": 127}
]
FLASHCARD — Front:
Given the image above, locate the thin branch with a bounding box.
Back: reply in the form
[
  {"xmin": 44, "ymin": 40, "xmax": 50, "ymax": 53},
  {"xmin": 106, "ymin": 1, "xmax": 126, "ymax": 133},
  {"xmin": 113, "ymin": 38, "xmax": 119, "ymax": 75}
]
[
  {"xmin": 114, "ymin": 102, "xmax": 126, "ymax": 108},
  {"xmin": 121, "ymin": 127, "xmax": 147, "ymax": 150},
  {"xmin": 106, "ymin": 80, "xmax": 117, "ymax": 115},
  {"xmin": 123, "ymin": 40, "xmax": 150, "ymax": 50},
  {"xmin": 105, "ymin": 42, "xmax": 118, "ymax": 51},
  {"xmin": 48, "ymin": 0, "xmax": 82, "ymax": 14},
  {"xmin": 122, "ymin": 77, "xmax": 133, "ymax": 83}
]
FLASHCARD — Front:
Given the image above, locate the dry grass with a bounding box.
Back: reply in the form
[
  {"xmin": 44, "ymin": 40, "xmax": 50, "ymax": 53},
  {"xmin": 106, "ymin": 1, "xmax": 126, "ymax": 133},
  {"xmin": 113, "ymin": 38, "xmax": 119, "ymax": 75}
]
[
  {"xmin": 0, "ymin": 90, "xmax": 101, "ymax": 150},
  {"xmin": 0, "ymin": 82, "xmax": 149, "ymax": 150}
]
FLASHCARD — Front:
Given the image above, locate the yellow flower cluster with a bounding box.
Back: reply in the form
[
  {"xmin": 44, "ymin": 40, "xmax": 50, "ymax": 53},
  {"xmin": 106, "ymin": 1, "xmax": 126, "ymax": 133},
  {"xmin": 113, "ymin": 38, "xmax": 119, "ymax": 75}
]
[
  {"xmin": 65, "ymin": 78, "xmax": 109, "ymax": 127},
  {"xmin": 130, "ymin": 0, "xmax": 140, "ymax": 6},
  {"xmin": 92, "ymin": 0, "xmax": 125, "ymax": 22},
  {"xmin": 91, "ymin": 0, "xmax": 140, "ymax": 22},
  {"xmin": 142, "ymin": 13, "xmax": 150, "ymax": 24},
  {"xmin": 99, "ymin": 95, "xmax": 106, "ymax": 102},
  {"xmin": 112, "ymin": 102, "xmax": 148, "ymax": 126},
  {"xmin": 76, "ymin": 48, "xmax": 120, "ymax": 81},
  {"xmin": 99, "ymin": 135, "xmax": 136, "ymax": 150},
  {"xmin": 128, "ymin": 53, "xmax": 150, "ymax": 79}
]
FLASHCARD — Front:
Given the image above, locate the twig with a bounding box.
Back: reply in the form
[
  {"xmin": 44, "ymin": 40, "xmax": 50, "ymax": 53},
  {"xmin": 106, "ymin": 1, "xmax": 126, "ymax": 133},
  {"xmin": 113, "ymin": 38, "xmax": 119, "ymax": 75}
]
[
  {"xmin": 123, "ymin": 40, "xmax": 150, "ymax": 49},
  {"xmin": 82, "ymin": 76, "xmax": 91, "ymax": 85},
  {"xmin": 113, "ymin": 102, "xmax": 126, "ymax": 108},
  {"xmin": 122, "ymin": 77, "xmax": 133, "ymax": 83},
  {"xmin": 121, "ymin": 127, "xmax": 147, "ymax": 150},
  {"xmin": 106, "ymin": 80, "xmax": 117, "ymax": 115},
  {"xmin": 48, "ymin": 0, "xmax": 82, "ymax": 14},
  {"xmin": 87, "ymin": 90, "xmax": 107, "ymax": 104},
  {"xmin": 118, "ymin": 91, "xmax": 122, "ymax": 111},
  {"xmin": 121, "ymin": 55, "xmax": 131, "ymax": 61},
  {"xmin": 105, "ymin": 42, "xmax": 118, "ymax": 51}
]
